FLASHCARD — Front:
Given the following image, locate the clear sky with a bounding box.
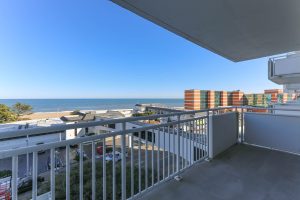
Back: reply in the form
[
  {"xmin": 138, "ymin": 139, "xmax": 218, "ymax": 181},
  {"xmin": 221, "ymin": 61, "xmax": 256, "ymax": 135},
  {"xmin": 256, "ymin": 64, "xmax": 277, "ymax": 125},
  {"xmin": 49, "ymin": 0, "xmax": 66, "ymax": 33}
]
[{"xmin": 0, "ymin": 0, "xmax": 279, "ymax": 99}]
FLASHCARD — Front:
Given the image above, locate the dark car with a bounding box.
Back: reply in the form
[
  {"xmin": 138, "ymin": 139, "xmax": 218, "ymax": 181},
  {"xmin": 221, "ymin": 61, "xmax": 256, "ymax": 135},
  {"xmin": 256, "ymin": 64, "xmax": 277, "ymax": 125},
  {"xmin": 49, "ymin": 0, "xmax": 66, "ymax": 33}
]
[
  {"xmin": 47, "ymin": 156, "xmax": 64, "ymax": 170},
  {"xmin": 18, "ymin": 176, "xmax": 44, "ymax": 194}
]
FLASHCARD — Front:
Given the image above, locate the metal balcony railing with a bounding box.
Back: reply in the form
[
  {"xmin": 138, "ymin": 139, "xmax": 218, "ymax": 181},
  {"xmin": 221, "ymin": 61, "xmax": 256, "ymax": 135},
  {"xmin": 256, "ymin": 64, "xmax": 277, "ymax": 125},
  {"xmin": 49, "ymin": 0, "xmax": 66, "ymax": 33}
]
[
  {"xmin": 0, "ymin": 107, "xmax": 235, "ymax": 200},
  {"xmin": 2, "ymin": 105, "xmax": 300, "ymax": 200}
]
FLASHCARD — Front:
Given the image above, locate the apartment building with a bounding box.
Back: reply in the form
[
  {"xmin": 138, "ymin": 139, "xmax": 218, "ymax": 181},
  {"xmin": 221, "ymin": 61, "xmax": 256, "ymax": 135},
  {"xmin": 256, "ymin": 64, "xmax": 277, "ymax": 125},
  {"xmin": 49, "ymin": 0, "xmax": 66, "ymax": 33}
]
[{"xmin": 185, "ymin": 89, "xmax": 297, "ymax": 110}]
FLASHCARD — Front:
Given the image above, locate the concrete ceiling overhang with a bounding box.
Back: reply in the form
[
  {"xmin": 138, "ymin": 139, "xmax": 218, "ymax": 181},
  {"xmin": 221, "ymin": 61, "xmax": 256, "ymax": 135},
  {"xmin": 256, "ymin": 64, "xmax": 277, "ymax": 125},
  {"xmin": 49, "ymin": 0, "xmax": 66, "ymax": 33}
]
[{"xmin": 112, "ymin": 0, "xmax": 300, "ymax": 62}]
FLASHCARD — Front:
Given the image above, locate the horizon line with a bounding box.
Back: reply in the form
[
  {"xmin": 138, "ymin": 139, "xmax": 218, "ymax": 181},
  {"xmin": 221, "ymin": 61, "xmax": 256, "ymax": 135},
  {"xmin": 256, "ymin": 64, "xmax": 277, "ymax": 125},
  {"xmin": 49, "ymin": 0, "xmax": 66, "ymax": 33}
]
[{"xmin": 0, "ymin": 97, "xmax": 184, "ymax": 100}]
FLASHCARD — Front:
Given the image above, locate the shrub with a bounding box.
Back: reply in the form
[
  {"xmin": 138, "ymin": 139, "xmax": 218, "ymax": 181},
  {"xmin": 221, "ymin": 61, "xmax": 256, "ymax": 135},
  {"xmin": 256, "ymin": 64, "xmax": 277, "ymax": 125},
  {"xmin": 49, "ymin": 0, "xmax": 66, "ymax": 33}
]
[
  {"xmin": 40, "ymin": 160, "xmax": 154, "ymax": 199},
  {"xmin": 0, "ymin": 170, "xmax": 11, "ymax": 178}
]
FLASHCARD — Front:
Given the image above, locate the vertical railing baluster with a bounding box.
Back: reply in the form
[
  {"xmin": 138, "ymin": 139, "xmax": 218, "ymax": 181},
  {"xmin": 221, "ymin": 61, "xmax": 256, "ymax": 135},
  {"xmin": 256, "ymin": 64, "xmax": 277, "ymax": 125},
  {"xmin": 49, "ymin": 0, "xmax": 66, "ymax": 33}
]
[
  {"xmin": 50, "ymin": 148, "xmax": 55, "ymax": 200},
  {"xmin": 168, "ymin": 126, "xmax": 170, "ymax": 177},
  {"xmin": 185, "ymin": 122, "xmax": 188, "ymax": 168},
  {"xmin": 181, "ymin": 122, "xmax": 184, "ymax": 170},
  {"xmin": 145, "ymin": 131, "xmax": 148, "ymax": 189},
  {"xmin": 121, "ymin": 122, "xmax": 126, "ymax": 200},
  {"xmin": 195, "ymin": 120, "xmax": 198, "ymax": 161},
  {"xmin": 66, "ymin": 145, "xmax": 70, "ymax": 200},
  {"xmin": 26, "ymin": 135, "xmax": 29, "ymax": 177},
  {"xmin": 32, "ymin": 152, "xmax": 38, "ymax": 200},
  {"xmin": 92, "ymin": 141, "xmax": 96, "ymax": 200},
  {"xmin": 130, "ymin": 133, "xmax": 134, "ymax": 197},
  {"xmin": 79, "ymin": 143, "xmax": 83, "ymax": 200},
  {"xmin": 197, "ymin": 119, "xmax": 199, "ymax": 160},
  {"xmin": 200, "ymin": 119, "xmax": 203, "ymax": 159},
  {"xmin": 177, "ymin": 115, "xmax": 180, "ymax": 172},
  {"xmin": 198, "ymin": 119, "xmax": 201, "ymax": 160},
  {"xmin": 189, "ymin": 120, "xmax": 192, "ymax": 166},
  {"xmin": 241, "ymin": 108, "xmax": 244, "ymax": 143},
  {"xmin": 204, "ymin": 118, "xmax": 206, "ymax": 157},
  {"xmin": 112, "ymin": 136, "xmax": 116, "ymax": 200},
  {"xmin": 138, "ymin": 132, "xmax": 141, "ymax": 194},
  {"xmin": 172, "ymin": 124, "xmax": 175, "ymax": 174},
  {"xmin": 163, "ymin": 126, "xmax": 165, "ymax": 180},
  {"xmin": 103, "ymin": 139, "xmax": 106, "ymax": 200},
  {"xmin": 151, "ymin": 129, "xmax": 154, "ymax": 186},
  {"xmin": 190, "ymin": 121, "xmax": 196, "ymax": 164},
  {"xmin": 157, "ymin": 127, "xmax": 160, "ymax": 182},
  {"xmin": 203, "ymin": 118, "xmax": 206, "ymax": 157},
  {"xmin": 206, "ymin": 111, "xmax": 210, "ymax": 157},
  {"xmin": 12, "ymin": 155, "xmax": 18, "ymax": 200},
  {"xmin": 193, "ymin": 120, "xmax": 196, "ymax": 162}
]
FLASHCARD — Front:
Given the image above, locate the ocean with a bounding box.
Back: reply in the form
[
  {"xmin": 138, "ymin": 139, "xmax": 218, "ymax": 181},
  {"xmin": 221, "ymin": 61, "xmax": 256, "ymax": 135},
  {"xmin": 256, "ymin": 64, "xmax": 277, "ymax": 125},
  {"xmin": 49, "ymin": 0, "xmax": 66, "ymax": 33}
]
[{"xmin": 0, "ymin": 99, "xmax": 184, "ymax": 112}]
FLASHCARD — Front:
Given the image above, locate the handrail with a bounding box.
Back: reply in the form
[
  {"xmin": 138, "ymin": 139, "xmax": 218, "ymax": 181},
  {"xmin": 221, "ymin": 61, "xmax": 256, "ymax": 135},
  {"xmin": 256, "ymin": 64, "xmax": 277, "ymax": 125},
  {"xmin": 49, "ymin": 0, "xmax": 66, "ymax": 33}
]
[
  {"xmin": 2, "ymin": 105, "xmax": 300, "ymax": 140},
  {"xmin": 0, "ymin": 107, "xmax": 231, "ymax": 139},
  {"xmin": 0, "ymin": 116, "xmax": 208, "ymax": 159},
  {"xmin": 0, "ymin": 109, "xmax": 210, "ymax": 200},
  {"xmin": 239, "ymin": 106, "xmax": 300, "ymax": 112}
]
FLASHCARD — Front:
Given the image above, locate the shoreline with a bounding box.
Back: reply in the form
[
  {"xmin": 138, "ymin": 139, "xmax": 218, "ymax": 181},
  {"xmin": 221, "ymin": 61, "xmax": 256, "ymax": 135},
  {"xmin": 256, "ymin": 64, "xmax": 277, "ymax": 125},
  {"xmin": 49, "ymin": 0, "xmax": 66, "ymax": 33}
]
[
  {"xmin": 20, "ymin": 111, "xmax": 73, "ymax": 120},
  {"xmin": 19, "ymin": 108, "xmax": 135, "ymax": 120}
]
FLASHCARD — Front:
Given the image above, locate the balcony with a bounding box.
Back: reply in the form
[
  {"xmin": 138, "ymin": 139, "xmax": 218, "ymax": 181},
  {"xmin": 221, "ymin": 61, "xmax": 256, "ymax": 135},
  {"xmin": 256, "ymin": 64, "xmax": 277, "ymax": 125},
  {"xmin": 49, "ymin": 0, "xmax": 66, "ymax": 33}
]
[
  {"xmin": 268, "ymin": 53, "xmax": 300, "ymax": 87},
  {"xmin": 1, "ymin": 106, "xmax": 300, "ymax": 200},
  {"xmin": 141, "ymin": 144, "xmax": 300, "ymax": 200}
]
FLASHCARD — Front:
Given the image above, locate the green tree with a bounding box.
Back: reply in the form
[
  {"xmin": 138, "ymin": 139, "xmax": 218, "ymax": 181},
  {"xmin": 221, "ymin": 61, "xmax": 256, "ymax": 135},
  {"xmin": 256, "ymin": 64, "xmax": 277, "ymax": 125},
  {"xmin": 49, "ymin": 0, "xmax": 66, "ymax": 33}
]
[
  {"xmin": 0, "ymin": 104, "xmax": 17, "ymax": 123},
  {"xmin": 12, "ymin": 102, "xmax": 33, "ymax": 116}
]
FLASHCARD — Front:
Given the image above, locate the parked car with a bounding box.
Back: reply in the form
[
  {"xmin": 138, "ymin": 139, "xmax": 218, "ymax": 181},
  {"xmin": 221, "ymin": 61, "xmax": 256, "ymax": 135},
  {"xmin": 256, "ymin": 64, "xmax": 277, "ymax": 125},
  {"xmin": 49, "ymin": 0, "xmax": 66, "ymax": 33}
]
[
  {"xmin": 47, "ymin": 156, "xmax": 64, "ymax": 170},
  {"xmin": 105, "ymin": 151, "xmax": 128, "ymax": 162},
  {"xmin": 105, "ymin": 151, "xmax": 122, "ymax": 162},
  {"xmin": 96, "ymin": 146, "xmax": 113, "ymax": 155},
  {"xmin": 76, "ymin": 149, "xmax": 88, "ymax": 159},
  {"xmin": 18, "ymin": 176, "xmax": 44, "ymax": 194}
]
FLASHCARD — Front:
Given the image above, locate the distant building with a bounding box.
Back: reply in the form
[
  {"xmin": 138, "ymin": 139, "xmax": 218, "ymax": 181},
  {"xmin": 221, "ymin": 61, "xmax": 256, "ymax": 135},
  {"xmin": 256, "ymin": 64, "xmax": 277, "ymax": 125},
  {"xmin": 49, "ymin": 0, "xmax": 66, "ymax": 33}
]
[
  {"xmin": 184, "ymin": 89, "xmax": 298, "ymax": 110},
  {"xmin": 185, "ymin": 90, "xmax": 230, "ymax": 110}
]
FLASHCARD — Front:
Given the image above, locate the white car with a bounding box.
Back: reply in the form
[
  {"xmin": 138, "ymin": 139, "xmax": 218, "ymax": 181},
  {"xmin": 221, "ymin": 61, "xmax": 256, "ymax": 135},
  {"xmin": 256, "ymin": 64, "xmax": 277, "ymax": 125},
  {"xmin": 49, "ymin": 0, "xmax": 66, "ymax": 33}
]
[
  {"xmin": 76, "ymin": 149, "xmax": 88, "ymax": 159},
  {"xmin": 105, "ymin": 151, "xmax": 128, "ymax": 162}
]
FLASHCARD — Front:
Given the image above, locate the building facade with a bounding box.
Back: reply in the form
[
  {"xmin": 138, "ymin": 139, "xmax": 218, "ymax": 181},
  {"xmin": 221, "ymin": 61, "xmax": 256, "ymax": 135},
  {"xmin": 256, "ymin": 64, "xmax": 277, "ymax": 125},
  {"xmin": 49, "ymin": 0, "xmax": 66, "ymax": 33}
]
[{"xmin": 185, "ymin": 89, "xmax": 297, "ymax": 110}]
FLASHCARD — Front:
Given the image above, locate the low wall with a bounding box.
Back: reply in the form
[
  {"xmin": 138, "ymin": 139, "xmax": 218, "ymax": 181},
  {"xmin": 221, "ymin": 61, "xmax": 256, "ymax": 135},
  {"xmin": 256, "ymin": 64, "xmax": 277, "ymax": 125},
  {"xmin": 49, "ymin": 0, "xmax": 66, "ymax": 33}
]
[
  {"xmin": 209, "ymin": 112, "xmax": 238, "ymax": 158},
  {"xmin": 244, "ymin": 113, "xmax": 300, "ymax": 154}
]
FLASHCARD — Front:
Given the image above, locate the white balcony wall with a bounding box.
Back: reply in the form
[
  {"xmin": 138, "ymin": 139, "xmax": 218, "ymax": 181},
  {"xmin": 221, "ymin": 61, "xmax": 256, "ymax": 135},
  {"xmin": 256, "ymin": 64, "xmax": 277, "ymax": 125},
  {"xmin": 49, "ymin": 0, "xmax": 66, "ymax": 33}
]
[
  {"xmin": 245, "ymin": 113, "xmax": 300, "ymax": 154},
  {"xmin": 208, "ymin": 112, "xmax": 239, "ymax": 158}
]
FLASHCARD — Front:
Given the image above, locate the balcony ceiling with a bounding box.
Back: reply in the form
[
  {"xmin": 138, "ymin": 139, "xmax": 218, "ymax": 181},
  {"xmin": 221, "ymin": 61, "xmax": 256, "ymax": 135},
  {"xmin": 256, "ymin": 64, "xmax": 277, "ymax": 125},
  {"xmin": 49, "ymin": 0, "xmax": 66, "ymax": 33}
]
[{"xmin": 112, "ymin": 0, "xmax": 300, "ymax": 62}]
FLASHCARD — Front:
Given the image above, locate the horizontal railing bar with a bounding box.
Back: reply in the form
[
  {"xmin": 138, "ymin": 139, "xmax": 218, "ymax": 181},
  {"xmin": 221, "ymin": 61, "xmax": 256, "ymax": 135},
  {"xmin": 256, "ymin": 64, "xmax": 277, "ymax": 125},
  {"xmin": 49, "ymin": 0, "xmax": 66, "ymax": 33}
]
[
  {"xmin": 237, "ymin": 106, "xmax": 300, "ymax": 112},
  {"xmin": 0, "ymin": 116, "xmax": 208, "ymax": 159},
  {"xmin": 244, "ymin": 112, "xmax": 300, "ymax": 118},
  {"xmin": 0, "ymin": 107, "xmax": 231, "ymax": 139}
]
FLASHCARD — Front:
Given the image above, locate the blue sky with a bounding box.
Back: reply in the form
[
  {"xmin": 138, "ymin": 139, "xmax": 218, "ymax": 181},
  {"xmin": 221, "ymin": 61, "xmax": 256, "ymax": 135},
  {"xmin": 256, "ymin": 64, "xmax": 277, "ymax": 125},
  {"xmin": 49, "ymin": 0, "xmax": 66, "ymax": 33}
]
[{"xmin": 0, "ymin": 0, "xmax": 279, "ymax": 99}]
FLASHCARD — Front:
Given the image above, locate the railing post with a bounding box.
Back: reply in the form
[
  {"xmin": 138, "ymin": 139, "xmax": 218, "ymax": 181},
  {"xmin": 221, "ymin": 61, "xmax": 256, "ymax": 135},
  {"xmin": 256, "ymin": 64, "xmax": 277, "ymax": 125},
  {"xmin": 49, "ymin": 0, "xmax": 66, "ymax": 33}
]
[
  {"xmin": 112, "ymin": 136, "xmax": 116, "ymax": 200},
  {"xmin": 26, "ymin": 135, "xmax": 29, "ymax": 177},
  {"xmin": 32, "ymin": 152, "xmax": 38, "ymax": 200},
  {"xmin": 92, "ymin": 141, "xmax": 96, "ymax": 200},
  {"xmin": 66, "ymin": 145, "xmax": 70, "ymax": 200},
  {"xmin": 207, "ymin": 110, "xmax": 212, "ymax": 159},
  {"xmin": 121, "ymin": 122, "xmax": 126, "ymax": 200},
  {"xmin": 50, "ymin": 148, "xmax": 55, "ymax": 200},
  {"xmin": 103, "ymin": 139, "xmax": 107, "ymax": 200},
  {"xmin": 79, "ymin": 143, "xmax": 83, "ymax": 200},
  {"xmin": 241, "ymin": 107, "xmax": 244, "ymax": 143},
  {"xmin": 176, "ymin": 115, "xmax": 180, "ymax": 172},
  {"xmin": 12, "ymin": 156, "xmax": 18, "ymax": 200}
]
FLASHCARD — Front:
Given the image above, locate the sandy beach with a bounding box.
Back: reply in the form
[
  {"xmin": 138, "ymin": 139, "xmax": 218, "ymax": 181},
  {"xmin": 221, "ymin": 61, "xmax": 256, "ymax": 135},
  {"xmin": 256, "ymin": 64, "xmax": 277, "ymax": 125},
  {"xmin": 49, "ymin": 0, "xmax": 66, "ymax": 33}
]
[{"xmin": 20, "ymin": 111, "xmax": 72, "ymax": 120}]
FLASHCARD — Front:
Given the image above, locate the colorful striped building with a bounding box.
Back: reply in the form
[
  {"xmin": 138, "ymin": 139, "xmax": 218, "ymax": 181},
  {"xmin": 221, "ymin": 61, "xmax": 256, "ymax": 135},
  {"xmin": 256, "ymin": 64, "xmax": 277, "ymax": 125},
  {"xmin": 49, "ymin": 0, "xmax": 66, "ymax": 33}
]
[{"xmin": 184, "ymin": 89, "xmax": 297, "ymax": 110}]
